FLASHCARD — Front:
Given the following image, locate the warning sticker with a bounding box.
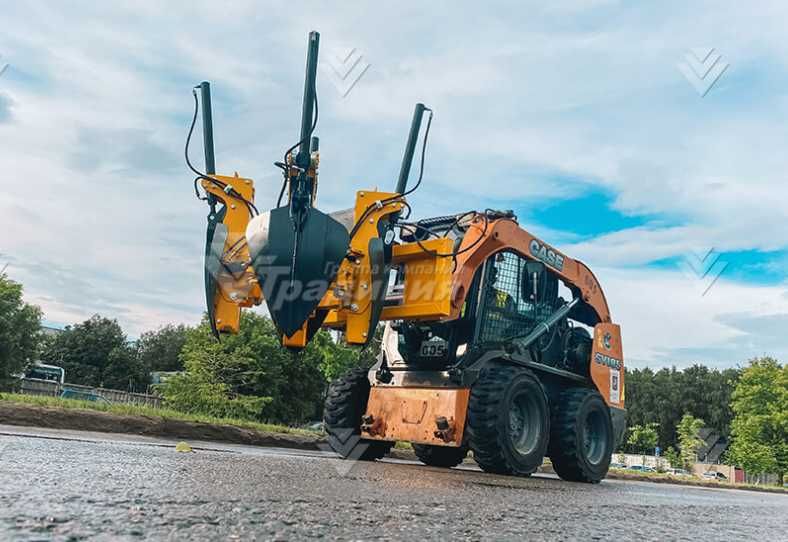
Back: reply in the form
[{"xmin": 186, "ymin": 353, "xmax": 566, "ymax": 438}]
[{"xmin": 609, "ymin": 368, "xmax": 620, "ymax": 404}]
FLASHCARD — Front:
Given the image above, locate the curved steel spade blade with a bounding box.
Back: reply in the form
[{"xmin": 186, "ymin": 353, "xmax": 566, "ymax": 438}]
[
  {"xmin": 204, "ymin": 207, "xmax": 227, "ymax": 339},
  {"xmin": 247, "ymin": 207, "xmax": 349, "ymax": 337}
]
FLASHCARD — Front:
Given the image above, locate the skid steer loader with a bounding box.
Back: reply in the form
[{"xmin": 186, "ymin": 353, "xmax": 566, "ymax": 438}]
[{"xmin": 186, "ymin": 31, "xmax": 626, "ymax": 482}]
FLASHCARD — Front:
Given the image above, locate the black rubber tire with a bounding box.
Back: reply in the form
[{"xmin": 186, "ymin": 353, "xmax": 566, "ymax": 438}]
[
  {"xmin": 412, "ymin": 444, "xmax": 468, "ymax": 468},
  {"xmin": 549, "ymin": 388, "xmax": 614, "ymax": 483},
  {"xmin": 324, "ymin": 367, "xmax": 393, "ymax": 461},
  {"xmin": 467, "ymin": 363, "xmax": 550, "ymax": 476}
]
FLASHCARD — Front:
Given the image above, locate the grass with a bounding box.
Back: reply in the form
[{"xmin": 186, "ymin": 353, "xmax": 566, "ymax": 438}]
[
  {"xmin": 607, "ymin": 466, "xmax": 787, "ymax": 493},
  {"xmin": 0, "ymin": 392, "xmax": 317, "ymax": 437}
]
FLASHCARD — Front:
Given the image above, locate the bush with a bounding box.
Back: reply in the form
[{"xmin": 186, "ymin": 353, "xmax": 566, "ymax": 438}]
[{"xmin": 160, "ymin": 371, "xmax": 271, "ymax": 421}]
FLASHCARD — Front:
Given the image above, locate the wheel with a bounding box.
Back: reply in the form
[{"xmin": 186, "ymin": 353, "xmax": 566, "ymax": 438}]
[
  {"xmin": 549, "ymin": 388, "xmax": 613, "ymax": 483},
  {"xmin": 413, "ymin": 443, "xmax": 468, "ymax": 468},
  {"xmin": 324, "ymin": 367, "xmax": 393, "ymax": 461},
  {"xmin": 467, "ymin": 363, "xmax": 550, "ymax": 476}
]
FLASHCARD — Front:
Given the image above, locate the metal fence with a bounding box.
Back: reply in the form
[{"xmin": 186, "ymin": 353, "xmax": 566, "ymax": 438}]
[{"xmin": 19, "ymin": 378, "xmax": 162, "ymax": 408}]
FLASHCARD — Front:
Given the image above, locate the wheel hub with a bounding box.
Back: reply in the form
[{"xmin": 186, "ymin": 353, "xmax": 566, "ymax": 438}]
[
  {"xmin": 508, "ymin": 391, "xmax": 542, "ymax": 455},
  {"xmin": 583, "ymin": 410, "xmax": 606, "ymax": 465}
]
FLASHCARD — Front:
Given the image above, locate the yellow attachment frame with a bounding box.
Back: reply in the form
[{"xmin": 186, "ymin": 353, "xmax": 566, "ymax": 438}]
[
  {"xmin": 284, "ymin": 190, "xmax": 455, "ymax": 347},
  {"xmin": 201, "ymin": 174, "xmax": 263, "ymax": 334}
]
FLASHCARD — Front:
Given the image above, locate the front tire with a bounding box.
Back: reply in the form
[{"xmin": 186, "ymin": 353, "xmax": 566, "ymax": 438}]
[
  {"xmin": 324, "ymin": 368, "xmax": 393, "ymax": 461},
  {"xmin": 549, "ymin": 388, "xmax": 613, "ymax": 483},
  {"xmin": 413, "ymin": 444, "xmax": 468, "ymax": 468},
  {"xmin": 467, "ymin": 363, "xmax": 550, "ymax": 476}
]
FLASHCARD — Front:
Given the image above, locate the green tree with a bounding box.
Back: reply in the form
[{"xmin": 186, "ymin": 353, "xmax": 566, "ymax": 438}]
[
  {"xmin": 625, "ymin": 365, "xmax": 739, "ymax": 450},
  {"xmin": 726, "ymin": 357, "xmax": 787, "ymax": 478},
  {"xmin": 0, "ymin": 273, "xmax": 42, "ymax": 388},
  {"xmin": 315, "ymin": 325, "xmax": 383, "ymax": 383},
  {"xmin": 170, "ymin": 313, "xmax": 329, "ymax": 424},
  {"xmin": 102, "ymin": 343, "xmax": 148, "ymax": 391},
  {"xmin": 136, "ymin": 324, "xmax": 190, "ymax": 373},
  {"xmin": 664, "ymin": 446, "xmax": 681, "ymax": 469},
  {"xmin": 42, "ymin": 315, "xmax": 143, "ymax": 390},
  {"xmin": 677, "ymin": 414, "xmax": 705, "ymax": 470},
  {"xmin": 627, "ymin": 422, "xmax": 659, "ymax": 465},
  {"xmin": 162, "ymin": 360, "xmax": 271, "ymax": 420}
]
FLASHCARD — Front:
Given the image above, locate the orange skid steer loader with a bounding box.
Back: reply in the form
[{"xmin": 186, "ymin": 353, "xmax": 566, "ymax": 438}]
[{"xmin": 186, "ymin": 31, "xmax": 626, "ymax": 482}]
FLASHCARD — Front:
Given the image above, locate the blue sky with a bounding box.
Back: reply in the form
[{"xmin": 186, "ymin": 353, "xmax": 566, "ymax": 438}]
[{"xmin": 1, "ymin": 1, "xmax": 787, "ymax": 368}]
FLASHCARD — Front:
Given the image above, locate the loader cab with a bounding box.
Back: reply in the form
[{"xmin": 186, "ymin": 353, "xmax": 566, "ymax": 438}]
[
  {"xmin": 474, "ymin": 250, "xmax": 561, "ymax": 347},
  {"xmin": 392, "ymin": 250, "xmax": 551, "ymax": 367},
  {"xmin": 471, "ymin": 250, "xmax": 593, "ymax": 375},
  {"xmin": 391, "ymin": 249, "xmax": 591, "ymax": 377},
  {"xmin": 393, "ymin": 264, "xmax": 484, "ymax": 369}
]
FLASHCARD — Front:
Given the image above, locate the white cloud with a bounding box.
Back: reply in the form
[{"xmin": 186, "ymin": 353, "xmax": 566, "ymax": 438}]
[
  {"xmin": 0, "ymin": 1, "xmax": 786, "ymax": 365},
  {"xmin": 597, "ymin": 266, "xmax": 788, "ymax": 367}
]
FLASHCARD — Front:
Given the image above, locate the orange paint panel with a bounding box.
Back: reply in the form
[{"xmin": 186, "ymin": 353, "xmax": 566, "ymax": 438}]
[
  {"xmin": 362, "ymin": 387, "xmax": 470, "ymax": 446},
  {"xmin": 590, "ymin": 323, "xmax": 625, "ymax": 407}
]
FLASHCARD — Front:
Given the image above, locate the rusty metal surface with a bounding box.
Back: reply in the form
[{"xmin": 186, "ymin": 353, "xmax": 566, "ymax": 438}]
[{"xmin": 362, "ymin": 387, "xmax": 470, "ymax": 446}]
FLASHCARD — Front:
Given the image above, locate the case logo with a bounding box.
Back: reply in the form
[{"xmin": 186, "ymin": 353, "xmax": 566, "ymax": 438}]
[{"xmin": 529, "ymin": 240, "xmax": 565, "ymax": 271}]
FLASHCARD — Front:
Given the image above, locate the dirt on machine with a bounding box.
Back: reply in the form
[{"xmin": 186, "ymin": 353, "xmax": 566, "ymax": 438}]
[{"xmin": 186, "ymin": 31, "xmax": 627, "ymax": 483}]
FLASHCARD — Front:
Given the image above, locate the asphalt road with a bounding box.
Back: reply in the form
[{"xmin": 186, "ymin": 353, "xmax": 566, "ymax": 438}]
[{"xmin": 1, "ymin": 425, "xmax": 785, "ymax": 541}]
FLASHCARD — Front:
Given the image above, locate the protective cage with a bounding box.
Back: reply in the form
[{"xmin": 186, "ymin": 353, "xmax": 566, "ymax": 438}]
[{"xmin": 475, "ymin": 251, "xmax": 559, "ymax": 346}]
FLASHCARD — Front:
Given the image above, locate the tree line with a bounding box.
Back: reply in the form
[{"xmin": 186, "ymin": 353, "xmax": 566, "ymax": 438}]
[
  {"xmin": 624, "ymin": 364, "xmax": 740, "ymax": 451},
  {"xmin": 624, "ymin": 360, "xmax": 786, "ymax": 477},
  {"xmin": 0, "ymin": 270, "xmax": 375, "ymax": 424},
  {"xmin": 1, "ymin": 272, "xmax": 785, "ymax": 476}
]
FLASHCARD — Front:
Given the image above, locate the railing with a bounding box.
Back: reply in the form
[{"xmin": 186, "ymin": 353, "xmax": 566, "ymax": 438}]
[{"xmin": 18, "ymin": 378, "xmax": 162, "ymax": 408}]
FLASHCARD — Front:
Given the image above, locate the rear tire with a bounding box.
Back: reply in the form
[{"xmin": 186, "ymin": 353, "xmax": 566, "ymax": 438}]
[
  {"xmin": 549, "ymin": 388, "xmax": 613, "ymax": 483},
  {"xmin": 413, "ymin": 443, "xmax": 468, "ymax": 468},
  {"xmin": 324, "ymin": 367, "xmax": 393, "ymax": 461},
  {"xmin": 467, "ymin": 363, "xmax": 550, "ymax": 476}
]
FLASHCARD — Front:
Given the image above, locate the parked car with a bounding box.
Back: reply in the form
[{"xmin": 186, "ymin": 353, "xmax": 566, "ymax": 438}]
[
  {"xmin": 666, "ymin": 468, "xmax": 692, "ymax": 477},
  {"xmin": 609, "ymin": 462, "xmax": 627, "ymax": 469},
  {"xmin": 60, "ymin": 388, "xmax": 111, "ymax": 404},
  {"xmin": 301, "ymin": 421, "xmax": 324, "ymax": 432},
  {"xmin": 702, "ymin": 471, "xmax": 727, "ymax": 481},
  {"xmin": 627, "ymin": 465, "xmax": 656, "ymax": 473}
]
